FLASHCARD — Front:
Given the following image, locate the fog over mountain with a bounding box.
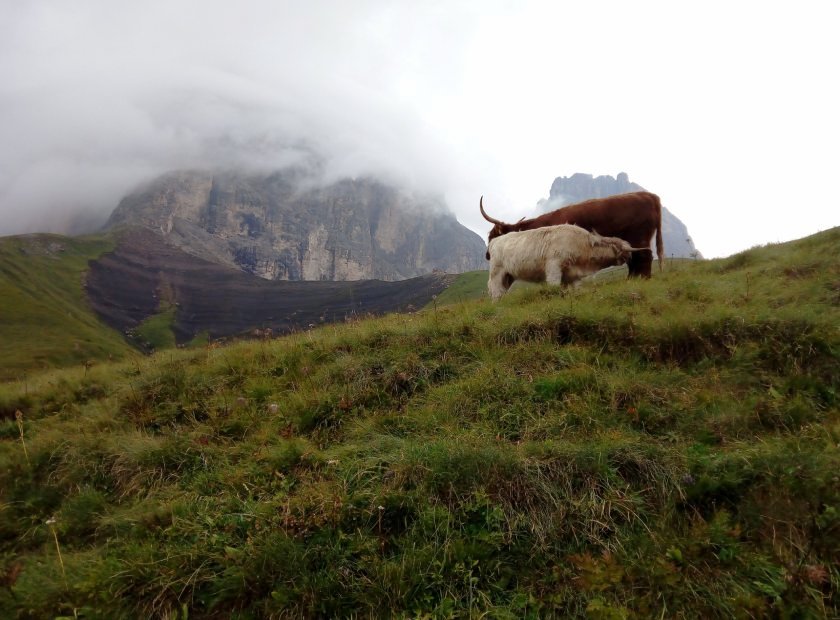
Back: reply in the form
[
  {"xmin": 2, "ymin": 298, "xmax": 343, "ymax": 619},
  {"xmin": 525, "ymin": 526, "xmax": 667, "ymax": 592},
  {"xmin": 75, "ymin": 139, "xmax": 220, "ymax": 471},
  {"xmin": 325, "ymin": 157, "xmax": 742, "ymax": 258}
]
[
  {"xmin": 0, "ymin": 2, "xmax": 481, "ymax": 236},
  {"xmin": 2, "ymin": 2, "xmax": 838, "ymax": 257}
]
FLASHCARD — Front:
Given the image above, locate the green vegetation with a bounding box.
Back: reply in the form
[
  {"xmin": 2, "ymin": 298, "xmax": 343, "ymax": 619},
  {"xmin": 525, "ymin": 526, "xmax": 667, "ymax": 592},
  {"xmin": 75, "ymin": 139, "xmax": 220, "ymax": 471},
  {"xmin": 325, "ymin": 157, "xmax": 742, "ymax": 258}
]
[
  {"xmin": 431, "ymin": 269, "xmax": 489, "ymax": 306},
  {"xmin": 1, "ymin": 228, "xmax": 839, "ymax": 618},
  {"xmin": 135, "ymin": 305, "xmax": 178, "ymax": 351},
  {"xmin": 0, "ymin": 233, "xmax": 137, "ymax": 381}
]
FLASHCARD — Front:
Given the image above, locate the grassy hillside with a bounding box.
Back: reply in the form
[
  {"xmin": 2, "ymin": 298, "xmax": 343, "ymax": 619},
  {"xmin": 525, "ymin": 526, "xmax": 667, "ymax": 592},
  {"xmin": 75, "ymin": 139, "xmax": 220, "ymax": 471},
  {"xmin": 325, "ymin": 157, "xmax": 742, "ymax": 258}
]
[
  {"xmin": 0, "ymin": 234, "xmax": 138, "ymax": 381},
  {"xmin": 430, "ymin": 269, "xmax": 489, "ymax": 306},
  {"xmin": 0, "ymin": 228, "xmax": 461, "ymax": 382},
  {"xmin": 1, "ymin": 228, "xmax": 838, "ymax": 618}
]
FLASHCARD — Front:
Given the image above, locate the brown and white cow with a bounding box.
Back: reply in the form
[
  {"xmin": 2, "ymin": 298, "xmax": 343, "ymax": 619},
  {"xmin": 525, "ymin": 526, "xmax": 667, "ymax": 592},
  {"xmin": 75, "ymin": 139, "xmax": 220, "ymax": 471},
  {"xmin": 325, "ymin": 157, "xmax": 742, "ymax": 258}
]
[
  {"xmin": 481, "ymin": 191, "xmax": 664, "ymax": 277},
  {"xmin": 486, "ymin": 224, "xmax": 634, "ymax": 301}
]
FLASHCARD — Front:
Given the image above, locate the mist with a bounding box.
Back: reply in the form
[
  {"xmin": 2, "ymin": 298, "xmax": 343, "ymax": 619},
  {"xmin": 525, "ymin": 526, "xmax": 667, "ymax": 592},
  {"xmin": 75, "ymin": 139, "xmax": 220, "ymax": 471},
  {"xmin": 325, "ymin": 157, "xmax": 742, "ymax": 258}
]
[
  {"xmin": 2, "ymin": 1, "xmax": 838, "ymax": 257},
  {"xmin": 0, "ymin": 1, "xmax": 488, "ymax": 236}
]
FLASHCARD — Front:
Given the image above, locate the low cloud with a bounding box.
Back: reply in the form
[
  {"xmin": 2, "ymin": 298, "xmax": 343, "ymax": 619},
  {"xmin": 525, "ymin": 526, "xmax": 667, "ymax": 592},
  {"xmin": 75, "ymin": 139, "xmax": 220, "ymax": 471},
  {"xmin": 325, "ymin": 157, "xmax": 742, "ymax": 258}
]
[
  {"xmin": 4, "ymin": 2, "xmax": 838, "ymax": 258},
  {"xmin": 0, "ymin": 1, "xmax": 490, "ymax": 236}
]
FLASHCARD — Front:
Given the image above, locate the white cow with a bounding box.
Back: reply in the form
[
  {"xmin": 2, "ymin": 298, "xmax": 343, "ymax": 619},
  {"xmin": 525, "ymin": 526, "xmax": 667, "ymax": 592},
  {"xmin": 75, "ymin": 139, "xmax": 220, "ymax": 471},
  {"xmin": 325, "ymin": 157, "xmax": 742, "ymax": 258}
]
[{"xmin": 486, "ymin": 224, "xmax": 633, "ymax": 301}]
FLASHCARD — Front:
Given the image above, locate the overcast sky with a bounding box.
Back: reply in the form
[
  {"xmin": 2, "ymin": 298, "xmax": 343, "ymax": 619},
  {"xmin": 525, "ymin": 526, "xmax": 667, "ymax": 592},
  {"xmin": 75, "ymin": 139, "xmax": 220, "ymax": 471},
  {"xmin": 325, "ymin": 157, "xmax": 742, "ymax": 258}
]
[{"xmin": 1, "ymin": 1, "xmax": 837, "ymax": 257}]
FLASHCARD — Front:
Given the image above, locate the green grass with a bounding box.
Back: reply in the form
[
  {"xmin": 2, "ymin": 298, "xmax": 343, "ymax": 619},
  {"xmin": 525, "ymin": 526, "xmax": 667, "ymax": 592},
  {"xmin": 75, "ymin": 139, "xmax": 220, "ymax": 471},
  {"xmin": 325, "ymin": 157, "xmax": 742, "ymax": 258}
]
[
  {"xmin": 0, "ymin": 233, "xmax": 137, "ymax": 381},
  {"xmin": 435, "ymin": 259, "xmax": 688, "ymax": 308},
  {"xmin": 135, "ymin": 305, "xmax": 178, "ymax": 351},
  {"xmin": 1, "ymin": 228, "xmax": 838, "ymax": 618},
  {"xmin": 432, "ymin": 269, "xmax": 489, "ymax": 306}
]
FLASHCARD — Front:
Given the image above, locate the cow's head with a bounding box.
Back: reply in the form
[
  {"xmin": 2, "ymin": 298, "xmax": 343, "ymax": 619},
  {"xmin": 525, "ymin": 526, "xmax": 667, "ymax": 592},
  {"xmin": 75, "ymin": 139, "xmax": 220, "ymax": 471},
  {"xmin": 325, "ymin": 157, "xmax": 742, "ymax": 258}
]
[
  {"xmin": 591, "ymin": 234, "xmax": 634, "ymax": 267},
  {"xmin": 480, "ymin": 196, "xmax": 520, "ymax": 260}
]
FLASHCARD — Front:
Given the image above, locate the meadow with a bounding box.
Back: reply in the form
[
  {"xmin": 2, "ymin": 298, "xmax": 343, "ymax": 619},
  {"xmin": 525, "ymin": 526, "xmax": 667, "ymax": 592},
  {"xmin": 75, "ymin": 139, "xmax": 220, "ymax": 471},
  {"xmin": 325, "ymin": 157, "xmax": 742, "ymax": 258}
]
[
  {"xmin": 1, "ymin": 228, "xmax": 838, "ymax": 618},
  {"xmin": 0, "ymin": 234, "xmax": 137, "ymax": 382}
]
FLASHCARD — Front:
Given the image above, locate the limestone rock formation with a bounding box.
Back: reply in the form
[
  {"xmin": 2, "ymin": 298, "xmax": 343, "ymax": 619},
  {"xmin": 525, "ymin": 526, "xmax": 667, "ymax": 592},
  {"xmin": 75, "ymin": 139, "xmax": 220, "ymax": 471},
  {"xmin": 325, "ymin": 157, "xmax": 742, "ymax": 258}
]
[
  {"xmin": 106, "ymin": 170, "xmax": 487, "ymax": 281},
  {"xmin": 541, "ymin": 172, "xmax": 702, "ymax": 258}
]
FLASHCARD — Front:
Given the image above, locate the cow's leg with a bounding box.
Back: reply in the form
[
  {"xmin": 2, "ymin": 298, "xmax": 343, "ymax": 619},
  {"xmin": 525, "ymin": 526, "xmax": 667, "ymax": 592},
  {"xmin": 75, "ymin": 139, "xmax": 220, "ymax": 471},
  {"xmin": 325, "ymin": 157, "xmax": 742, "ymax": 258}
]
[
  {"xmin": 628, "ymin": 249, "xmax": 653, "ymax": 278},
  {"xmin": 545, "ymin": 260, "xmax": 565, "ymax": 288},
  {"xmin": 560, "ymin": 267, "xmax": 583, "ymax": 287},
  {"xmin": 488, "ymin": 268, "xmax": 513, "ymax": 301}
]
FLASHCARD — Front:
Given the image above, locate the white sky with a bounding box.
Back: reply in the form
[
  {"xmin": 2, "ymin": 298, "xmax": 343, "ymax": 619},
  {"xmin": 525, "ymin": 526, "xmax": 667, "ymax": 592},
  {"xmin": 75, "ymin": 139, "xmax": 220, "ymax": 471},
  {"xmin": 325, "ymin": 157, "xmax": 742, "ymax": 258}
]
[{"xmin": 1, "ymin": 0, "xmax": 837, "ymax": 257}]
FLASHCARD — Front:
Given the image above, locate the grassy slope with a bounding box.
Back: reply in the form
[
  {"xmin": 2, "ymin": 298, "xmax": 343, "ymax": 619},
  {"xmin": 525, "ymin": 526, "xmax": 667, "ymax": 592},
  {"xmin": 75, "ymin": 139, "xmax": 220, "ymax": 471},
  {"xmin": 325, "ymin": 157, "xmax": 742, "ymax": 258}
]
[
  {"xmin": 135, "ymin": 306, "xmax": 178, "ymax": 351},
  {"xmin": 1, "ymin": 229, "xmax": 839, "ymax": 618},
  {"xmin": 431, "ymin": 269, "xmax": 489, "ymax": 306},
  {"xmin": 0, "ymin": 234, "xmax": 137, "ymax": 381}
]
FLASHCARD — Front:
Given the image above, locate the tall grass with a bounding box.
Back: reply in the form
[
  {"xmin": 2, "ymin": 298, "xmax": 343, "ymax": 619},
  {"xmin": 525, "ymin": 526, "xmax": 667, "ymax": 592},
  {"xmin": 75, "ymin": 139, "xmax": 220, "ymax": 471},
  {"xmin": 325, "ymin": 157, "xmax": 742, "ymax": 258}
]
[{"xmin": 0, "ymin": 228, "xmax": 838, "ymax": 618}]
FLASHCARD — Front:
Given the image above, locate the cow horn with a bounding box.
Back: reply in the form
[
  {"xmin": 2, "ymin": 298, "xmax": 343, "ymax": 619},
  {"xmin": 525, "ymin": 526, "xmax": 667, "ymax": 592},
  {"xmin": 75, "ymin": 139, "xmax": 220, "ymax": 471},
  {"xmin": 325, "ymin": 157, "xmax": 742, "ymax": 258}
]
[
  {"xmin": 628, "ymin": 246, "xmax": 650, "ymax": 252},
  {"xmin": 479, "ymin": 196, "xmax": 504, "ymax": 225}
]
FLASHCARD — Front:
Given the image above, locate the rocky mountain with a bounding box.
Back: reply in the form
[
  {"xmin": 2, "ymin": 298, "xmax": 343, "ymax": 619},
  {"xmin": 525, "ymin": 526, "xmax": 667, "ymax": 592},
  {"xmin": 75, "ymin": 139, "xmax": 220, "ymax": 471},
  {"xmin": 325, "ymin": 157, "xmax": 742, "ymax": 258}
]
[
  {"xmin": 106, "ymin": 170, "xmax": 486, "ymax": 281},
  {"xmin": 85, "ymin": 228, "xmax": 456, "ymax": 347},
  {"xmin": 540, "ymin": 172, "xmax": 702, "ymax": 258}
]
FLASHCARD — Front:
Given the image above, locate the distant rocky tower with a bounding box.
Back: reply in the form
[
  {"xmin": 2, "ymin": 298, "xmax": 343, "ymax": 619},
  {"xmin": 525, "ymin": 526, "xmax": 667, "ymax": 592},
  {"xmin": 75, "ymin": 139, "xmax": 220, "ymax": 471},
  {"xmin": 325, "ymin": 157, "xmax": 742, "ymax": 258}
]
[
  {"xmin": 106, "ymin": 170, "xmax": 487, "ymax": 281},
  {"xmin": 543, "ymin": 172, "xmax": 701, "ymax": 258}
]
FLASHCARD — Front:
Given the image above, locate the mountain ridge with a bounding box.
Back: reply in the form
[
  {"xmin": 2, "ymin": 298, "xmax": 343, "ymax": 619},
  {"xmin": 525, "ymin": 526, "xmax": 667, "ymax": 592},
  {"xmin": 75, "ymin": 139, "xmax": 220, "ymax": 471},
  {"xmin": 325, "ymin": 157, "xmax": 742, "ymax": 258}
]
[{"xmin": 106, "ymin": 170, "xmax": 487, "ymax": 282}]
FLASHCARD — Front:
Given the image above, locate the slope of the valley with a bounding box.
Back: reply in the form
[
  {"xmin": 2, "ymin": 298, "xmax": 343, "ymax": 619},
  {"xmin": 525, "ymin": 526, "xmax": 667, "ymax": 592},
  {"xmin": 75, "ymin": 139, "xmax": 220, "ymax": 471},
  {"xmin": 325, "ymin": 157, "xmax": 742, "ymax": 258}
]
[
  {"xmin": 86, "ymin": 227, "xmax": 457, "ymax": 346},
  {"xmin": 0, "ymin": 233, "xmax": 138, "ymax": 381}
]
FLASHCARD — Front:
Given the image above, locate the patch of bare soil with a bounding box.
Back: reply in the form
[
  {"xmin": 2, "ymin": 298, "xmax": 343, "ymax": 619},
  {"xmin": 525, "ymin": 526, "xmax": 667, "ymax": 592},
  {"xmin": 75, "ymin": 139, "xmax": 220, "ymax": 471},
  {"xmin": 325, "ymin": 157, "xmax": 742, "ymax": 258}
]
[{"xmin": 86, "ymin": 227, "xmax": 456, "ymax": 344}]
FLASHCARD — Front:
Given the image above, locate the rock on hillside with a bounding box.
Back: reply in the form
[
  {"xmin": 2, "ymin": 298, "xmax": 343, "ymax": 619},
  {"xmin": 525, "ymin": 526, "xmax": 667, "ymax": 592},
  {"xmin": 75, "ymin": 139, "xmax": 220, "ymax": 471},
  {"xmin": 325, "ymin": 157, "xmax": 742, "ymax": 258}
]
[
  {"xmin": 541, "ymin": 172, "xmax": 702, "ymax": 258},
  {"xmin": 106, "ymin": 170, "xmax": 486, "ymax": 281}
]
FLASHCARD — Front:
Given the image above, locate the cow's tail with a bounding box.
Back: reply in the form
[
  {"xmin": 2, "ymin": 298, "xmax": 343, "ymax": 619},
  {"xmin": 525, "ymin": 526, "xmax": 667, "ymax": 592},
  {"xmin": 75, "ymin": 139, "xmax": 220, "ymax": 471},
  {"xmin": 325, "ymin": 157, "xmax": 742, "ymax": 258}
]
[{"xmin": 653, "ymin": 193, "xmax": 664, "ymax": 272}]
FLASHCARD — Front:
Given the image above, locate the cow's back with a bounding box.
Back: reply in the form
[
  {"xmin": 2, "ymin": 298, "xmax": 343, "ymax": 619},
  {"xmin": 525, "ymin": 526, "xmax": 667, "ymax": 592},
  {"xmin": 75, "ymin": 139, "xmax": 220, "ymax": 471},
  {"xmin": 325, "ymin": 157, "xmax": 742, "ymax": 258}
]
[
  {"xmin": 533, "ymin": 192, "xmax": 659, "ymax": 246},
  {"xmin": 489, "ymin": 224, "xmax": 593, "ymax": 268}
]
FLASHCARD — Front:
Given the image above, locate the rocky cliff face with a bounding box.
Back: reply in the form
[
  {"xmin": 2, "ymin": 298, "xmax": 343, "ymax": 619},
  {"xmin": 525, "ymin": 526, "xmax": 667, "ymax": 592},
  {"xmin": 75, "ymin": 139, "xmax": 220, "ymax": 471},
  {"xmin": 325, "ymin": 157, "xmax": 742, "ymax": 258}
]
[
  {"xmin": 106, "ymin": 170, "xmax": 487, "ymax": 281},
  {"xmin": 542, "ymin": 172, "xmax": 702, "ymax": 258}
]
